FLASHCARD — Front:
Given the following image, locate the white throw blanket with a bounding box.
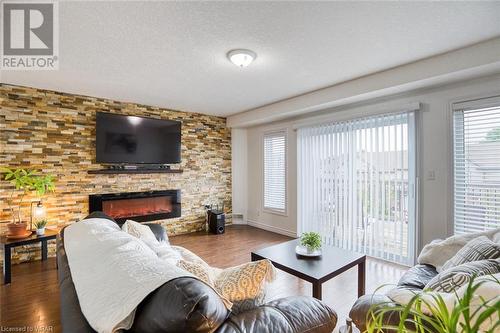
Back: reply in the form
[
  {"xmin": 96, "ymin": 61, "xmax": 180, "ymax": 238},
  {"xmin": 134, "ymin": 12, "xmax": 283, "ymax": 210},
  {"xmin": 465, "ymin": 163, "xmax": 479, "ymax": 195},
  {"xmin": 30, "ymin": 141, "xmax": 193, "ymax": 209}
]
[
  {"xmin": 64, "ymin": 218, "xmax": 193, "ymax": 333},
  {"xmin": 417, "ymin": 227, "xmax": 500, "ymax": 272}
]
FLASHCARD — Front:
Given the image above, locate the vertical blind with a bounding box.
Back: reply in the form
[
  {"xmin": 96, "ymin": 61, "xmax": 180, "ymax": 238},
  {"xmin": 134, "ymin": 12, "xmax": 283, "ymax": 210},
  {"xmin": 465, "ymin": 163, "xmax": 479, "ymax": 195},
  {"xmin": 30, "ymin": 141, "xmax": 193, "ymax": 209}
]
[
  {"xmin": 264, "ymin": 131, "xmax": 286, "ymax": 213},
  {"xmin": 298, "ymin": 112, "xmax": 416, "ymax": 265},
  {"xmin": 453, "ymin": 96, "xmax": 500, "ymax": 234}
]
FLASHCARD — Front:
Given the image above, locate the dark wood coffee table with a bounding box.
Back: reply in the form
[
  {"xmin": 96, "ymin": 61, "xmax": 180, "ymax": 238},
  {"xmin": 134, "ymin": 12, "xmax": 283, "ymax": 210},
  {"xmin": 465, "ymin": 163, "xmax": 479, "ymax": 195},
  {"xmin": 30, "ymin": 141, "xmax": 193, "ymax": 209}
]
[
  {"xmin": 251, "ymin": 239, "xmax": 366, "ymax": 300},
  {"xmin": 1, "ymin": 229, "xmax": 58, "ymax": 284}
]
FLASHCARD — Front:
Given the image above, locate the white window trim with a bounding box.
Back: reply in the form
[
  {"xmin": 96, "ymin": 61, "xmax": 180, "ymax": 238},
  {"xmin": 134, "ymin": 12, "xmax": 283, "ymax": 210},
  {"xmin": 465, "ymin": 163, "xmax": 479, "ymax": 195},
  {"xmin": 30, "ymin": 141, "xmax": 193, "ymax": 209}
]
[
  {"xmin": 450, "ymin": 93, "xmax": 500, "ymax": 235},
  {"xmin": 447, "ymin": 92, "xmax": 500, "ymax": 236},
  {"xmin": 262, "ymin": 129, "xmax": 288, "ymax": 216}
]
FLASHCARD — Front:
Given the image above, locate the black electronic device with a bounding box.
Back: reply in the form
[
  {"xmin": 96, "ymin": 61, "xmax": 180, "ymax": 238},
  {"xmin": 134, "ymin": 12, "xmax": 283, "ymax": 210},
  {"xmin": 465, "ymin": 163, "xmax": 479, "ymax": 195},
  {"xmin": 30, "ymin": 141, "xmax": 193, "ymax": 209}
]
[
  {"xmin": 96, "ymin": 112, "xmax": 181, "ymax": 165},
  {"xmin": 208, "ymin": 210, "xmax": 225, "ymax": 234}
]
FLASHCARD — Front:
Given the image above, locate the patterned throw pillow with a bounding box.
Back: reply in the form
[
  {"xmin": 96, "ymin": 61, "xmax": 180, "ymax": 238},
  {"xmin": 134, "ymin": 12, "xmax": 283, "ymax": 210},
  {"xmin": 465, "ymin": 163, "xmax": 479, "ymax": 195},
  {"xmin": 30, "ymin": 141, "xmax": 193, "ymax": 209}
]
[
  {"xmin": 172, "ymin": 246, "xmax": 211, "ymax": 267},
  {"xmin": 425, "ymin": 259, "xmax": 500, "ymax": 292},
  {"xmin": 214, "ymin": 259, "xmax": 276, "ymax": 314},
  {"xmin": 176, "ymin": 256, "xmax": 276, "ymax": 314},
  {"xmin": 441, "ymin": 236, "xmax": 500, "ymax": 272},
  {"xmin": 177, "ymin": 259, "xmax": 216, "ymax": 286}
]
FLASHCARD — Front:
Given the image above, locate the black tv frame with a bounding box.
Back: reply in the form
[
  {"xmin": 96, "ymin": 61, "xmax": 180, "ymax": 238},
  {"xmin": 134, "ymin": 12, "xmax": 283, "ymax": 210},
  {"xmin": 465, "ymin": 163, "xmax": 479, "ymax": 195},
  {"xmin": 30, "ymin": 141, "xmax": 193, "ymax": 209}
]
[{"xmin": 95, "ymin": 112, "xmax": 182, "ymax": 165}]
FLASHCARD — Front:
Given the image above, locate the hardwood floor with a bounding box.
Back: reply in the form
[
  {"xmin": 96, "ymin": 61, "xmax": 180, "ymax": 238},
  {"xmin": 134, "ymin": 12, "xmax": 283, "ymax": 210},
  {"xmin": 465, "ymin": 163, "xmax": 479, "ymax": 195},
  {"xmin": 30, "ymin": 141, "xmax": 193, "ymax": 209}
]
[{"xmin": 0, "ymin": 225, "xmax": 407, "ymax": 332}]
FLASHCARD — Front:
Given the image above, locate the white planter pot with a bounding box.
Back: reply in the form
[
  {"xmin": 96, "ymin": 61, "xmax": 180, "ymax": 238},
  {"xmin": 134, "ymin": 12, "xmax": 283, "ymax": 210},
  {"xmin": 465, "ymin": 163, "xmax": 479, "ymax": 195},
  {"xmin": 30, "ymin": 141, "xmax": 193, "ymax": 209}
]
[{"xmin": 36, "ymin": 227, "xmax": 45, "ymax": 236}]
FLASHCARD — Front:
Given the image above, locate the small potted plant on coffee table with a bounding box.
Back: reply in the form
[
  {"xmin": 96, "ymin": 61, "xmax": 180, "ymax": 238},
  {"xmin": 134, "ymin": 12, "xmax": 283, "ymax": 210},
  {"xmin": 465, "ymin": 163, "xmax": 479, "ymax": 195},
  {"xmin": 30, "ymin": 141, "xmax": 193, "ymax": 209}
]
[
  {"xmin": 34, "ymin": 220, "xmax": 48, "ymax": 236},
  {"xmin": 296, "ymin": 232, "xmax": 322, "ymax": 257}
]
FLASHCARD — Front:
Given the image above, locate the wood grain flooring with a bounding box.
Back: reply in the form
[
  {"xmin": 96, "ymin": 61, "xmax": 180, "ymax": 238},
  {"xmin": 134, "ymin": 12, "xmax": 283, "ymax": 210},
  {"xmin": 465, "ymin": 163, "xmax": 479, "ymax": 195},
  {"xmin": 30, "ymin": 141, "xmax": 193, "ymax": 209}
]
[{"xmin": 0, "ymin": 225, "xmax": 407, "ymax": 332}]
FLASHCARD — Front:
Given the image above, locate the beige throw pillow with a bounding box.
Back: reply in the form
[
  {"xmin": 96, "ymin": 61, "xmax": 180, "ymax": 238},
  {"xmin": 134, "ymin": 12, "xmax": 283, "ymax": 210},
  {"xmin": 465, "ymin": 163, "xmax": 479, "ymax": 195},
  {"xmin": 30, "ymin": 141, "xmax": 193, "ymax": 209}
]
[
  {"xmin": 175, "ymin": 251, "xmax": 276, "ymax": 314},
  {"xmin": 122, "ymin": 219, "xmax": 159, "ymax": 244},
  {"xmin": 123, "ymin": 220, "xmax": 181, "ymax": 264},
  {"xmin": 214, "ymin": 259, "xmax": 276, "ymax": 314},
  {"xmin": 177, "ymin": 259, "xmax": 216, "ymax": 286}
]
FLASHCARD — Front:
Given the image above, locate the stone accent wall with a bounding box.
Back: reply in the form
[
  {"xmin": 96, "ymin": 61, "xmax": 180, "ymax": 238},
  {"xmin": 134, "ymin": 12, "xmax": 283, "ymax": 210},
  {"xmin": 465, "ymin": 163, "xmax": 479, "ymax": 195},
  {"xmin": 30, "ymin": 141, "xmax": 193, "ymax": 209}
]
[{"xmin": 0, "ymin": 84, "xmax": 231, "ymax": 265}]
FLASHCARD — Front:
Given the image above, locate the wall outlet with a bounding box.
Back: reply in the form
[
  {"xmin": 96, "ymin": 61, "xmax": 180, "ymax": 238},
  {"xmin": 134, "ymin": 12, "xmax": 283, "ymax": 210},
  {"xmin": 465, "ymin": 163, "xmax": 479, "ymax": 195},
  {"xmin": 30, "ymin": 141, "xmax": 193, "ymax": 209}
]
[{"xmin": 426, "ymin": 170, "xmax": 436, "ymax": 181}]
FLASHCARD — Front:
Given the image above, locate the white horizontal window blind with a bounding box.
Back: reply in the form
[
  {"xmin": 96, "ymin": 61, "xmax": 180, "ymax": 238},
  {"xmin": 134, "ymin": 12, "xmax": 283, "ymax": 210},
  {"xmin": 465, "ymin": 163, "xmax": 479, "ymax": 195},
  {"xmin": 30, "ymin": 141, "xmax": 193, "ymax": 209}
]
[
  {"xmin": 453, "ymin": 96, "xmax": 500, "ymax": 234},
  {"xmin": 298, "ymin": 112, "xmax": 417, "ymax": 265},
  {"xmin": 264, "ymin": 131, "xmax": 286, "ymax": 213}
]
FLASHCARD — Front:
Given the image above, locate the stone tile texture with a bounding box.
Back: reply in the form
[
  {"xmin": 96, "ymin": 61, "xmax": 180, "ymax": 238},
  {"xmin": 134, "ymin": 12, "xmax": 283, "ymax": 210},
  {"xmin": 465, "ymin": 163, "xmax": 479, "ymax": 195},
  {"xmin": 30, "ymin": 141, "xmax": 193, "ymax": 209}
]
[{"xmin": 0, "ymin": 84, "xmax": 232, "ymax": 265}]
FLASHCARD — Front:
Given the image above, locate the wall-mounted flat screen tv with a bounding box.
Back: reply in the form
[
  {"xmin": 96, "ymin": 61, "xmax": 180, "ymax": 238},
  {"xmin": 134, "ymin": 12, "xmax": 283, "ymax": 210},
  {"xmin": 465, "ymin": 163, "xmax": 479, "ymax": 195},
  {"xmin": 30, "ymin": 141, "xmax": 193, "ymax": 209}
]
[{"xmin": 96, "ymin": 112, "xmax": 181, "ymax": 164}]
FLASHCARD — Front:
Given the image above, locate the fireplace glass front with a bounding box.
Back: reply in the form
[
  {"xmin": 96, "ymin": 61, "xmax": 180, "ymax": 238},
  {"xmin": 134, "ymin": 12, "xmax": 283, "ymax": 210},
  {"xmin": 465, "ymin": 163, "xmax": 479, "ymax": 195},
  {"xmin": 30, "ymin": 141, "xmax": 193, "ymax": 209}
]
[{"xmin": 89, "ymin": 190, "xmax": 181, "ymax": 224}]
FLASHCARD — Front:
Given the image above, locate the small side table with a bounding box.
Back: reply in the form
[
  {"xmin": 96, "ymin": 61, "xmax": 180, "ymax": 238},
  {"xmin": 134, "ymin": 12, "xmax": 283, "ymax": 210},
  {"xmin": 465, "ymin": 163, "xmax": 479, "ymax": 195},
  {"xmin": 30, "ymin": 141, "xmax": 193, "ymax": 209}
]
[{"xmin": 1, "ymin": 229, "xmax": 58, "ymax": 284}]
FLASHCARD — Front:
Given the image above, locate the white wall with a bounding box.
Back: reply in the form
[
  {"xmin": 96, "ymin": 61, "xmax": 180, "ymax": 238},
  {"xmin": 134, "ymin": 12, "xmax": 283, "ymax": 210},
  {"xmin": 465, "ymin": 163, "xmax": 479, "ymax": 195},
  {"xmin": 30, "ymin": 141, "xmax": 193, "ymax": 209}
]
[
  {"xmin": 231, "ymin": 128, "xmax": 248, "ymax": 222},
  {"xmin": 228, "ymin": 38, "xmax": 500, "ymax": 128},
  {"xmin": 236, "ymin": 74, "xmax": 500, "ymax": 253}
]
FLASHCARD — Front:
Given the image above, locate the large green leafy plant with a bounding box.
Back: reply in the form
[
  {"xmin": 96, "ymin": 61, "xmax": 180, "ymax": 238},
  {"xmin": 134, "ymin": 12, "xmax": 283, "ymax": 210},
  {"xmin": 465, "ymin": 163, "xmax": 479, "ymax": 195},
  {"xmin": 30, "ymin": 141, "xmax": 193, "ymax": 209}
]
[
  {"xmin": 1, "ymin": 167, "xmax": 56, "ymax": 224},
  {"xmin": 366, "ymin": 276, "xmax": 500, "ymax": 333}
]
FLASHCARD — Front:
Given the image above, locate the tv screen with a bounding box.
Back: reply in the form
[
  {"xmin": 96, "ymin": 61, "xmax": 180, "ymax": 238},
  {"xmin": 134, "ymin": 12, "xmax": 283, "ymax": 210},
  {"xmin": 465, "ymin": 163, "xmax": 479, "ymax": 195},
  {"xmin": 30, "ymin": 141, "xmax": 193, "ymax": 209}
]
[{"xmin": 96, "ymin": 112, "xmax": 181, "ymax": 164}]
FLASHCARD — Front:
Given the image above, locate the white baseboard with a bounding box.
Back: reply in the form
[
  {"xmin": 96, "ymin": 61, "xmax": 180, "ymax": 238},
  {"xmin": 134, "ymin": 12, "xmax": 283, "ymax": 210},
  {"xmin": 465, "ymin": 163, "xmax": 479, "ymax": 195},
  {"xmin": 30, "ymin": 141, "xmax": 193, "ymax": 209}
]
[{"xmin": 246, "ymin": 219, "xmax": 297, "ymax": 238}]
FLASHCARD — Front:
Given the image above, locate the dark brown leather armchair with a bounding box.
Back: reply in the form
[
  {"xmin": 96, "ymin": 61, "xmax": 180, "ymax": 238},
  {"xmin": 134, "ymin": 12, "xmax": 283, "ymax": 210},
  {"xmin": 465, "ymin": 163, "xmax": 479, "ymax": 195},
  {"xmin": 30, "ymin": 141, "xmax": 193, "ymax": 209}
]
[
  {"xmin": 349, "ymin": 264, "xmax": 438, "ymax": 331},
  {"xmin": 57, "ymin": 212, "xmax": 337, "ymax": 333}
]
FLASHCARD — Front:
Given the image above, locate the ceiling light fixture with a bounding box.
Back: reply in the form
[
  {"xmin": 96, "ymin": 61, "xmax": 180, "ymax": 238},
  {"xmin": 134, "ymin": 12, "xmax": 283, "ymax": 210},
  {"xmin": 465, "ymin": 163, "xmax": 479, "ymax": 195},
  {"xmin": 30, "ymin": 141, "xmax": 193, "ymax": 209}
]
[{"xmin": 227, "ymin": 49, "xmax": 257, "ymax": 68}]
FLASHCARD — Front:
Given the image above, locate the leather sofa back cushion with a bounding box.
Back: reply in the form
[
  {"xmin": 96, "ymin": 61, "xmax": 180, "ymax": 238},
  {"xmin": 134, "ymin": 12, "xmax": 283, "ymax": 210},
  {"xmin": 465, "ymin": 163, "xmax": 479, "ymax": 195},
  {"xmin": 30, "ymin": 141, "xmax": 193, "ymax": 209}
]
[
  {"xmin": 129, "ymin": 277, "xmax": 229, "ymax": 333},
  {"xmin": 397, "ymin": 264, "xmax": 438, "ymax": 290}
]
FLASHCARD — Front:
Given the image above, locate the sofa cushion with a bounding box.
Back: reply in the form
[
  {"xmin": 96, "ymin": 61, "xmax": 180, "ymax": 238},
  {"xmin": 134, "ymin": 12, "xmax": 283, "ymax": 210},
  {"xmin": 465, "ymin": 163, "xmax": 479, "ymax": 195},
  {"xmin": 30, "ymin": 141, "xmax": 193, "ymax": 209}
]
[
  {"xmin": 397, "ymin": 264, "xmax": 438, "ymax": 290},
  {"xmin": 425, "ymin": 259, "xmax": 500, "ymax": 292},
  {"xmin": 216, "ymin": 296, "xmax": 337, "ymax": 333},
  {"xmin": 441, "ymin": 236, "xmax": 500, "ymax": 271}
]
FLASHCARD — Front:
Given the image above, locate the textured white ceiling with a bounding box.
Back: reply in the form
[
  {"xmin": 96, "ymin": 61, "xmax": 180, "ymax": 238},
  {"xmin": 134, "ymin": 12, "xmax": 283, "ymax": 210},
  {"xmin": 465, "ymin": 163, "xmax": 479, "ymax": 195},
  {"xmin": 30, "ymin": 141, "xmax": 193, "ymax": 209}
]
[{"xmin": 2, "ymin": 1, "xmax": 500, "ymax": 116}]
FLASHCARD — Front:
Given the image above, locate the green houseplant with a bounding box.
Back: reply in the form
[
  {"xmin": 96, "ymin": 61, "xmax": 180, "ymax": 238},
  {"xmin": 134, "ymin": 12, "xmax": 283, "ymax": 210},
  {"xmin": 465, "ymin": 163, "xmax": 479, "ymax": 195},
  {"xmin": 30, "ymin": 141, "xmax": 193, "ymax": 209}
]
[
  {"xmin": 300, "ymin": 232, "xmax": 322, "ymax": 253},
  {"xmin": 1, "ymin": 167, "xmax": 55, "ymax": 235},
  {"xmin": 34, "ymin": 219, "xmax": 48, "ymax": 236},
  {"xmin": 366, "ymin": 276, "xmax": 500, "ymax": 333}
]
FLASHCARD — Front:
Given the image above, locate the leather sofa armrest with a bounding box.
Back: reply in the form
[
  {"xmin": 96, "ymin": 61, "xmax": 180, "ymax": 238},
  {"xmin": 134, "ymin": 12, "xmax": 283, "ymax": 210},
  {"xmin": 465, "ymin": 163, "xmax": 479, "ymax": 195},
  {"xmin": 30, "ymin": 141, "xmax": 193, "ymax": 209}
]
[
  {"xmin": 397, "ymin": 264, "xmax": 437, "ymax": 289},
  {"xmin": 349, "ymin": 294, "xmax": 403, "ymax": 332},
  {"xmin": 130, "ymin": 277, "xmax": 230, "ymax": 333},
  {"xmin": 215, "ymin": 296, "xmax": 337, "ymax": 333}
]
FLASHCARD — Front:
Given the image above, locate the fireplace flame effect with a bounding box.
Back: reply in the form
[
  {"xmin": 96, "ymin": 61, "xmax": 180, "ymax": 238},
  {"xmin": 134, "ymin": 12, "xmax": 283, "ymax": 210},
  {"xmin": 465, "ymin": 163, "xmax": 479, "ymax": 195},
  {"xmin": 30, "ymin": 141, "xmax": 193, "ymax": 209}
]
[{"xmin": 102, "ymin": 196, "xmax": 173, "ymax": 219}]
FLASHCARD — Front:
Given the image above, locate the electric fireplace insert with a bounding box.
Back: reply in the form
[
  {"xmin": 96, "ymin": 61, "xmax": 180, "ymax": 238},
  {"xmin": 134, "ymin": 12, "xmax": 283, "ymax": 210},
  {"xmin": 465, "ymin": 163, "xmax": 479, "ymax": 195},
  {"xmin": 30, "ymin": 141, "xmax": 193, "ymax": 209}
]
[{"xmin": 89, "ymin": 190, "xmax": 181, "ymax": 224}]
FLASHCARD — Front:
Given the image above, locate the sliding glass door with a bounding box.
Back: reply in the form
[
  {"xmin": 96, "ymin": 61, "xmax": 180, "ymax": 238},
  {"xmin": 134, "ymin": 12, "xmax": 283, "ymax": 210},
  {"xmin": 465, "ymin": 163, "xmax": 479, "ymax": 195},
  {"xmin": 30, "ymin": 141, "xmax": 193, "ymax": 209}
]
[{"xmin": 298, "ymin": 112, "xmax": 417, "ymax": 265}]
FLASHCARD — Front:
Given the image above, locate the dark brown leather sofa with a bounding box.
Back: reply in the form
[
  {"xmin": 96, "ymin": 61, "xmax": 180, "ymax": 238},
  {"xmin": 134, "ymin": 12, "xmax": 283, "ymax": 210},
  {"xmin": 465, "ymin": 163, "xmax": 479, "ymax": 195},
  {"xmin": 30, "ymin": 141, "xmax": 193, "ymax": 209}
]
[
  {"xmin": 349, "ymin": 264, "xmax": 438, "ymax": 331},
  {"xmin": 57, "ymin": 212, "xmax": 337, "ymax": 333}
]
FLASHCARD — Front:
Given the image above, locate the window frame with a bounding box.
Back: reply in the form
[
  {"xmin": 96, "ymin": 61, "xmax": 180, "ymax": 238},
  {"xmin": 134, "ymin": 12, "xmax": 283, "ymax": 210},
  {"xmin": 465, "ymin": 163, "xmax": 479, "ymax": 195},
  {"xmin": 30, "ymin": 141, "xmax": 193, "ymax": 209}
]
[
  {"xmin": 451, "ymin": 94, "xmax": 500, "ymax": 235},
  {"xmin": 262, "ymin": 129, "xmax": 288, "ymax": 216}
]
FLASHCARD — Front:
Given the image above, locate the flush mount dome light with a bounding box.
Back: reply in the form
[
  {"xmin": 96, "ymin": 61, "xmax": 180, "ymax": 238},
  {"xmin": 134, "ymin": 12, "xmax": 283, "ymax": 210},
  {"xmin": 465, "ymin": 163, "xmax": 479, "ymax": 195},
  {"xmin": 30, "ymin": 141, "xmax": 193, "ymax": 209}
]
[{"xmin": 227, "ymin": 49, "xmax": 257, "ymax": 67}]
